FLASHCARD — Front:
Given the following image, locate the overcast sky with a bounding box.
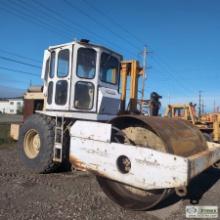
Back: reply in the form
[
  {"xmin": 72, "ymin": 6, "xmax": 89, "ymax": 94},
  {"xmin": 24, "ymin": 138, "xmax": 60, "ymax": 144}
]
[{"xmin": 0, "ymin": 0, "xmax": 219, "ymax": 112}]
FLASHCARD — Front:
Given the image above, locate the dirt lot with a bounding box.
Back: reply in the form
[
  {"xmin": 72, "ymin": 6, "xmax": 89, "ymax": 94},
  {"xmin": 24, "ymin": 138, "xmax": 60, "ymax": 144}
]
[
  {"xmin": 0, "ymin": 116, "xmax": 220, "ymax": 220},
  {"xmin": 0, "ymin": 114, "xmax": 22, "ymax": 123},
  {"xmin": 0, "ymin": 143, "xmax": 220, "ymax": 220}
]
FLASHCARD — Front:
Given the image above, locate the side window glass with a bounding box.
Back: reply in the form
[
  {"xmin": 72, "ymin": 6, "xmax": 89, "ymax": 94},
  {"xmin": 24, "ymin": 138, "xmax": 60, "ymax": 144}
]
[
  {"xmin": 44, "ymin": 57, "xmax": 50, "ymax": 82},
  {"xmin": 76, "ymin": 48, "xmax": 96, "ymax": 79},
  {"xmin": 55, "ymin": 80, "xmax": 68, "ymax": 105},
  {"xmin": 57, "ymin": 49, "xmax": 69, "ymax": 77},
  {"xmin": 100, "ymin": 53, "xmax": 119, "ymax": 84},
  {"xmin": 74, "ymin": 81, "xmax": 94, "ymax": 110},
  {"xmin": 47, "ymin": 81, "xmax": 53, "ymax": 104},
  {"xmin": 49, "ymin": 51, "xmax": 56, "ymax": 78}
]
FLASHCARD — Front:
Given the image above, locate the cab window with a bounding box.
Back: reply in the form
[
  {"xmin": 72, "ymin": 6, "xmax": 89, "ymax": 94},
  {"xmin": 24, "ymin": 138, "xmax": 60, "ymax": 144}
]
[
  {"xmin": 55, "ymin": 80, "xmax": 68, "ymax": 105},
  {"xmin": 44, "ymin": 57, "xmax": 50, "ymax": 82},
  {"xmin": 47, "ymin": 81, "xmax": 53, "ymax": 104},
  {"xmin": 49, "ymin": 51, "xmax": 56, "ymax": 78},
  {"xmin": 76, "ymin": 48, "xmax": 96, "ymax": 79},
  {"xmin": 74, "ymin": 81, "xmax": 94, "ymax": 110},
  {"xmin": 100, "ymin": 53, "xmax": 119, "ymax": 84},
  {"xmin": 57, "ymin": 49, "xmax": 69, "ymax": 77}
]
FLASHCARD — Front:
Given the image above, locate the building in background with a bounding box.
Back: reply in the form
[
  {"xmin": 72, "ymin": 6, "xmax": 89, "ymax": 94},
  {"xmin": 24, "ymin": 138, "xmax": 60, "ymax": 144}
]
[{"xmin": 0, "ymin": 98, "xmax": 23, "ymax": 114}]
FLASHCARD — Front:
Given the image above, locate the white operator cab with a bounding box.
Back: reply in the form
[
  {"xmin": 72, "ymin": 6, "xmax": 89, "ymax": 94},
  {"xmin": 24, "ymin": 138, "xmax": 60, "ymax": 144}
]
[{"xmin": 40, "ymin": 40, "xmax": 122, "ymax": 121}]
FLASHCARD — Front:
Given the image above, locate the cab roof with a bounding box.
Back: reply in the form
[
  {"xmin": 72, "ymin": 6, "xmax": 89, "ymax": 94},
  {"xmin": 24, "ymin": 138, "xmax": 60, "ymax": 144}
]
[{"xmin": 48, "ymin": 40, "xmax": 123, "ymax": 59}]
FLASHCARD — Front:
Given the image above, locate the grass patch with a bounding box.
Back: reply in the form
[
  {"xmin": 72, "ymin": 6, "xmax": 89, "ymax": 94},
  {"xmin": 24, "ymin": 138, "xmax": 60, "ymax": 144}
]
[{"xmin": 0, "ymin": 123, "xmax": 13, "ymax": 145}]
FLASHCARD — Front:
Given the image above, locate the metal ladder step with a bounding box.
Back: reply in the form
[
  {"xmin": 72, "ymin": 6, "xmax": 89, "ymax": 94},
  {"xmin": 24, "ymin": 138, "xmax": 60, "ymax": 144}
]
[
  {"xmin": 53, "ymin": 143, "xmax": 63, "ymax": 162},
  {"xmin": 53, "ymin": 117, "xmax": 64, "ymax": 162}
]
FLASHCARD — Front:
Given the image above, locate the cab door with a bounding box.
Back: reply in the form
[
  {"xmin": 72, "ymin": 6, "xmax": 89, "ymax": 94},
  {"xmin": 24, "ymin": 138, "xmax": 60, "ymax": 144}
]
[
  {"xmin": 46, "ymin": 45, "xmax": 72, "ymax": 111},
  {"xmin": 70, "ymin": 43, "xmax": 98, "ymax": 112}
]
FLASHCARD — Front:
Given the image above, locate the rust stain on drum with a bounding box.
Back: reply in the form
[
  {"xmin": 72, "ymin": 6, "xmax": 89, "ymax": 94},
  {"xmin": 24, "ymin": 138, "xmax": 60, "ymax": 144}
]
[
  {"xmin": 69, "ymin": 155, "xmax": 87, "ymax": 171},
  {"xmin": 69, "ymin": 154, "xmax": 105, "ymax": 177}
]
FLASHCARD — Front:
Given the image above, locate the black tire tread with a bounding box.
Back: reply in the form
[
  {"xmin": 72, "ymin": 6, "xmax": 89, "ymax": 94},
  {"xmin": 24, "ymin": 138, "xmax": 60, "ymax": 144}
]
[{"xmin": 18, "ymin": 114, "xmax": 60, "ymax": 173}]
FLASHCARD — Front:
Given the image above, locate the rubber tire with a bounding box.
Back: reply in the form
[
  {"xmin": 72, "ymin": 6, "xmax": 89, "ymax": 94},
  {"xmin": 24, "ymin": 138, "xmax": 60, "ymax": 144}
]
[{"xmin": 18, "ymin": 114, "xmax": 59, "ymax": 173}]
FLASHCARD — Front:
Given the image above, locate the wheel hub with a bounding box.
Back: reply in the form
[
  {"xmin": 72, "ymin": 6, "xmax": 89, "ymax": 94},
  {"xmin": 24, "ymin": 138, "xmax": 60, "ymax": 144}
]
[{"xmin": 24, "ymin": 129, "xmax": 41, "ymax": 159}]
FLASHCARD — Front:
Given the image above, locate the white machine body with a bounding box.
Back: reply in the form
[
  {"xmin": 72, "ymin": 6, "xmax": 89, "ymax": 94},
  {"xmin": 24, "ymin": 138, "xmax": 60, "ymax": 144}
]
[
  {"xmin": 69, "ymin": 120, "xmax": 220, "ymax": 191},
  {"xmin": 40, "ymin": 40, "xmax": 122, "ymax": 121}
]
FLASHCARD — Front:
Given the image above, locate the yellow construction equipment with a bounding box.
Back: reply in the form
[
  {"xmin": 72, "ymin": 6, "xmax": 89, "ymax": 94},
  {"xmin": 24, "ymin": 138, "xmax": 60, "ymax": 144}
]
[
  {"xmin": 120, "ymin": 60, "xmax": 143, "ymax": 113},
  {"xmin": 165, "ymin": 103, "xmax": 220, "ymax": 142}
]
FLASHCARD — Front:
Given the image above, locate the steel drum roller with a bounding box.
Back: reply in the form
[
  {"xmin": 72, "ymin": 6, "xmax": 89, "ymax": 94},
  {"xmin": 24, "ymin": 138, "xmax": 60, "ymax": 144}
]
[{"xmin": 97, "ymin": 115, "xmax": 208, "ymax": 210}]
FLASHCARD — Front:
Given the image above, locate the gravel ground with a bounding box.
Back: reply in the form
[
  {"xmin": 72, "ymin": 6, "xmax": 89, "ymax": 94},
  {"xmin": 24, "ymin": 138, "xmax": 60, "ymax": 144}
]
[
  {"xmin": 0, "ymin": 114, "xmax": 23, "ymax": 123},
  {"xmin": 0, "ymin": 144, "xmax": 220, "ymax": 220}
]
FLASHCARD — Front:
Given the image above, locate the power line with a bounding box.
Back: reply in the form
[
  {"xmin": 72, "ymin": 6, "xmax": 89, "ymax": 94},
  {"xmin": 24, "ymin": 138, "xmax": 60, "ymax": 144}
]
[
  {"xmin": 0, "ymin": 6, "xmax": 70, "ymax": 40},
  {"xmin": 0, "ymin": 48, "xmax": 41, "ymax": 64},
  {"xmin": 0, "ymin": 77, "xmax": 30, "ymax": 84},
  {"xmin": 0, "ymin": 55, "xmax": 41, "ymax": 69},
  {"xmin": 15, "ymin": 0, "xmax": 78, "ymax": 38},
  {"xmin": 0, "ymin": 83, "xmax": 26, "ymax": 90},
  {"xmin": 3, "ymin": 0, "xmax": 136, "ymax": 57},
  {"xmin": 142, "ymin": 44, "xmax": 200, "ymax": 97},
  {"xmin": 0, "ymin": 66, "xmax": 39, "ymax": 77},
  {"xmin": 2, "ymin": 0, "xmax": 192, "ymax": 94},
  {"xmin": 81, "ymin": 0, "xmax": 145, "ymax": 45},
  {"xmin": 30, "ymin": 0, "xmax": 101, "ymax": 41},
  {"xmin": 63, "ymin": 0, "xmax": 141, "ymax": 52},
  {"xmin": 30, "ymin": 0, "xmax": 131, "ymax": 53},
  {"xmin": 2, "ymin": 0, "xmax": 201, "ymax": 99},
  {"xmin": 0, "ymin": 1, "xmax": 72, "ymax": 40},
  {"xmin": 150, "ymin": 56, "xmax": 195, "ymax": 96}
]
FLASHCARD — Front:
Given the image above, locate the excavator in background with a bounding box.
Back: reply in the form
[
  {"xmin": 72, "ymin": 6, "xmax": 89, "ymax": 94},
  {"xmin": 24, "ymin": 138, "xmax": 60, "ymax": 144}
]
[
  {"xmin": 164, "ymin": 102, "xmax": 220, "ymax": 142},
  {"xmin": 12, "ymin": 39, "xmax": 220, "ymax": 211}
]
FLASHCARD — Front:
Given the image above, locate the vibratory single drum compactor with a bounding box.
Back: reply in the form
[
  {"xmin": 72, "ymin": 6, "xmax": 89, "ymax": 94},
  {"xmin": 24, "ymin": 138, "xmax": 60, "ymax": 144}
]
[{"xmin": 18, "ymin": 40, "xmax": 220, "ymax": 210}]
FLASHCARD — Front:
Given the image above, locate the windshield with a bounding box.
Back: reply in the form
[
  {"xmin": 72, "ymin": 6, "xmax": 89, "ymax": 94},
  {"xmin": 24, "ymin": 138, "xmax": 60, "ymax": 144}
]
[
  {"xmin": 100, "ymin": 52, "xmax": 119, "ymax": 85},
  {"xmin": 76, "ymin": 48, "xmax": 96, "ymax": 79}
]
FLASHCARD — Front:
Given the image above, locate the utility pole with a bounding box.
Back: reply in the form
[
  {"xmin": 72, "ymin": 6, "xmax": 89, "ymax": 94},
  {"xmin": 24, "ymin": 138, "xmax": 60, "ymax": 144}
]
[
  {"xmin": 141, "ymin": 46, "xmax": 147, "ymax": 102},
  {"xmin": 140, "ymin": 46, "xmax": 147, "ymax": 112},
  {"xmin": 198, "ymin": 90, "xmax": 202, "ymax": 119},
  {"xmin": 214, "ymin": 99, "xmax": 216, "ymax": 112},
  {"xmin": 202, "ymin": 98, "xmax": 205, "ymax": 114}
]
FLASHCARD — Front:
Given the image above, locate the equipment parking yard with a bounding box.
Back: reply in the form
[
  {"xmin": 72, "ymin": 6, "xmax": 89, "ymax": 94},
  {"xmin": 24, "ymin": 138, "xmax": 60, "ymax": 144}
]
[{"xmin": 0, "ymin": 142, "xmax": 220, "ymax": 220}]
